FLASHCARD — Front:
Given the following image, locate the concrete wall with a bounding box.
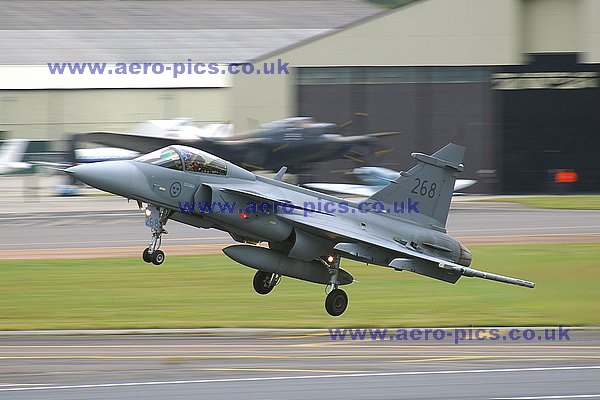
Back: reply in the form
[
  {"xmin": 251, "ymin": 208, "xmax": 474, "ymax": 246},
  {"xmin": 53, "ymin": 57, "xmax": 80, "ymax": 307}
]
[
  {"xmin": 232, "ymin": 0, "xmax": 524, "ymax": 129},
  {"xmin": 0, "ymin": 88, "xmax": 232, "ymax": 140},
  {"xmin": 4, "ymin": 0, "xmax": 599, "ymax": 139},
  {"xmin": 272, "ymin": 0, "xmax": 523, "ymax": 66},
  {"xmin": 519, "ymin": 0, "xmax": 600, "ymax": 63},
  {"xmin": 580, "ymin": 0, "xmax": 600, "ymax": 63},
  {"xmin": 232, "ymin": 68, "xmax": 296, "ymax": 133},
  {"xmin": 522, "ymin": 0, "xmax": 581, "ymax": 54},
  {"xmin": 231, "ymin": 0, "xmax": 600, "ymax": 130}
]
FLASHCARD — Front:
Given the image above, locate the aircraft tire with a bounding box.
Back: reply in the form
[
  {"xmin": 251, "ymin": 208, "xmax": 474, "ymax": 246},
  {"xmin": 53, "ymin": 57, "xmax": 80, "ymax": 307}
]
[
  {"xmin": 151, "ymin": 250, "xmax": 165, "ymax": 266},
  {"xmin": 253, "ymin": 270, "xmax": 275, "ymax": 295},
  {"xmin": 325, "ymin": 288, "xmax": 348, "ymax": 317},
  {"xmin": 142, "ymin": 248, "xmax": 152, "ymax": 263}
]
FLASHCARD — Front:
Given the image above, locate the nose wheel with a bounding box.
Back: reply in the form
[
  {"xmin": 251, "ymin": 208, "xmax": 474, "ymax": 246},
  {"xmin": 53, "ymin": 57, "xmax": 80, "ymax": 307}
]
[
  {"xmin": 150, "ymin": 249, "xmax": 165, "ymax": 265},
  {"xmin": 141, "ymin": 204, "xmax": 172, "ymax": 266},
  {"xmin": 142, "ymin": 248, "xmax": 152, "ymax": 263},
  {"xmin": 143, "ymin": 248, "xmax": 165, "ymax": 265}
]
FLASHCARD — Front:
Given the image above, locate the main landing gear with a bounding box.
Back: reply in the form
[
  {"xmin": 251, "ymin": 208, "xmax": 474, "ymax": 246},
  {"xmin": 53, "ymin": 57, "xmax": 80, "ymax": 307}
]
[
  {"xmin": 324, "ymin": 256, "xmax": 348, "ymax": 317},
  {"xmin": 249, "ymin": 255, "xmax": 349, "ymax": 316},
  {"xmin": 141, "ymin": 204, "xmax": 172, "ymax": 266},
  {"xmin": 253, "ymin": 270, "xmax": 280, "ymax": 295}
]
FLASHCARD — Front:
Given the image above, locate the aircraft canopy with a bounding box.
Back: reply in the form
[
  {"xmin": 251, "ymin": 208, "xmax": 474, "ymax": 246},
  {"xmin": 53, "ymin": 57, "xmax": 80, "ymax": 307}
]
[{"xmin": 134, "ymin": 145, "xmax": 227, "ymax": 175}]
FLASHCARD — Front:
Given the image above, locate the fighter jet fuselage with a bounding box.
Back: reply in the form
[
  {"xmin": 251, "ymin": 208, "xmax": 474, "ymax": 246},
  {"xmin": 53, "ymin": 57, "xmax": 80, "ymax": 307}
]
[{"xmin": 67, "ymin": 143, "xmax": 534, "ymax": 316}]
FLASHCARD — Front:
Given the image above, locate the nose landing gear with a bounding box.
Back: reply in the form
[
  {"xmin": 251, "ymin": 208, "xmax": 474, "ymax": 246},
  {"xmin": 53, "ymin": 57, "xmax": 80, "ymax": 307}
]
[{"xmin": 141, "ymin": 204, "xmax": 172, "ymax": 266}]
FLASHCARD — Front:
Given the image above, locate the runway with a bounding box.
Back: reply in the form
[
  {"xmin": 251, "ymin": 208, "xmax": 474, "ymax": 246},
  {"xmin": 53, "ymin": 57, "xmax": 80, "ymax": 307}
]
[
  {"xmin": 0, "ymin": 330, "xmax": 599, "ymax": 399},
  {"xmin": 1, "ymin": 180, "xmax": 599, "ymax": 398},
  {"xmin": 1, "ymin": 196, "xmax": 599, "ymax": 259}
]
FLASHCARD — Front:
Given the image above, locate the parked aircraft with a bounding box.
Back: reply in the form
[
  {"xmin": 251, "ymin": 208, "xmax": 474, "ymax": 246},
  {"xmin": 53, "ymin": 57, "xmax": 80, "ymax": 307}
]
[
  {"xmin": 74, "ymin": 117, "xmax": 397, "ymax": 174},
  {"xmin": 304, "ymin": 166, "xmax": 477, "ymax": 197},
  {"xmin": 0, "ymin": 139, "xmax": 31, "ymax": 175},
  {"xmin": 66, "ymin": 143, "xmax": 534, "ymax": 316}
]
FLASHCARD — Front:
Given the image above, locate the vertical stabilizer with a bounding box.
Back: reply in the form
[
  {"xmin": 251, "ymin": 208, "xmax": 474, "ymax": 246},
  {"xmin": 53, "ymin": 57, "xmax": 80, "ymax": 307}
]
[{"xmin": 367, "ymin": 143, "xmax": 465, "ymax": 227}]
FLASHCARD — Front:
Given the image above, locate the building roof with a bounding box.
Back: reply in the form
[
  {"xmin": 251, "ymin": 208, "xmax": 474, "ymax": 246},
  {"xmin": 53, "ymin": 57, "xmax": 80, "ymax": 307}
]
[{"xmin": 0, "ymin": 0, "xmax": 384, "ymax": 64}]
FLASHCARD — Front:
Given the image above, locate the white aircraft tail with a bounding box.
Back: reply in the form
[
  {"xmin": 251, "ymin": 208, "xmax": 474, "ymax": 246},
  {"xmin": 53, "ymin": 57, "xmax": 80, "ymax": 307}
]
[
  {"xmin": 0, "ymin": 139, "xmax": 29, "ymax": 164},
  {"xmin": 367, "ymin": 143, "xmax": 465, "ymax": 228}
]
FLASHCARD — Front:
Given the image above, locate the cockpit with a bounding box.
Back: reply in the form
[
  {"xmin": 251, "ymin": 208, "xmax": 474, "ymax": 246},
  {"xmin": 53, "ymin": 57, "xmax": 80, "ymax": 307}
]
[{"xmin": 134, "ymin": 145, "xmax": 227, "ymax": 175}]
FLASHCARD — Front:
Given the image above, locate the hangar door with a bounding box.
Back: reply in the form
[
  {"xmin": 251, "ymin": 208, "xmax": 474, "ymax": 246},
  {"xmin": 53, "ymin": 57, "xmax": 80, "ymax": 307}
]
[{"xmin": 297, "ymin": 66, "xmax": 500, "ymax": 194}]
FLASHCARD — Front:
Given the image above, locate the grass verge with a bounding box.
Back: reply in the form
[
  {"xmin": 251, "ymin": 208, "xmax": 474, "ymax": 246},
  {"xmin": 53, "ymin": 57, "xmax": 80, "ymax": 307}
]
[{"xmin": 1, "ymin": 243, "xmax": 598, "ymax": 329}]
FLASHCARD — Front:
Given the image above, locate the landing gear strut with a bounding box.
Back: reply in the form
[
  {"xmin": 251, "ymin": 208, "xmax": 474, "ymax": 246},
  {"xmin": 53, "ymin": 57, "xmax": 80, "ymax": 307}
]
[
  {"xmin": 323, "ymin": 255, "xmax": 348, "ymax": 317},
  {"xmin": 141, "ymin": 204, "xmax": 172, "ymax": 266},
  {"xmin": 253, "ymin": 270, "xmax": 280, "ymax": 295}
]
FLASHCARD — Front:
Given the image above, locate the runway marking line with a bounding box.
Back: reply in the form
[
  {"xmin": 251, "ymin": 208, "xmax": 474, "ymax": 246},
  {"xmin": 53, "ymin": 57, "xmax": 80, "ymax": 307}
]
[
  {"xmin": 262, "ymin": 334, "xmax": 330, "ymax": 339},
  {"xmin": 492, "ymin": 395, "xmax": 600, "ymax": 399},
  {"xmin": 452, "ymin": 225, "xmax": 600, "ymax": 233},
  {"xmin": 0, "ymin": 340, "xmax": 600, "ymax": 351},
  {"xmin": 291, "ymin": 330, "xmax": 517, "ymax": 343},
  {"xmin": 457, "ymin": 233, "xmax": 600, "ymax": 239},
  {"xmin": 291, "ymin": 343, "xmax": 600, "ymax": 350},
  {"xmin": 388, "ymin": 355, "xmax": 600, "ymax": 362},
  {"xmin": 0, "ymin": 344, "xmax": 328, "ymax": 348},
  {"xmin": 200, "ymin": 368, "xmax": 369, "ymax": 374},
  {"xmin": 387, "ymin": 356, "xmax": 481, "ymax": 363},
  {"xmin": 0, "ymin": 365, "xmax": 599, "ymax": 392},
  {"xmin": 0, "ymin": 384, "xmax": 40, "ymax": 387},
  {"xmin": 0, "ymin": 355, "xmax": 294, "ymax": 360},
  {"xmin": 1, "ymin": 355, "xmax": 599, "ymax": 361}
]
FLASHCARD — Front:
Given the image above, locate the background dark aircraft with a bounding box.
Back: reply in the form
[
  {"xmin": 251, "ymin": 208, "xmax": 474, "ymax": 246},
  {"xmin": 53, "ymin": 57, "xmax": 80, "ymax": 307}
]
[{"xmin": 73, "ymin": 117, "xmax": 397, "ymax": 177}]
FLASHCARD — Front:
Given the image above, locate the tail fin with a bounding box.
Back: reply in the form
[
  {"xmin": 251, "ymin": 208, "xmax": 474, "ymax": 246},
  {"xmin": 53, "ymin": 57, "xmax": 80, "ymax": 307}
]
[
  {"xmin": 367, "ymin": 143, "xmax": 465, "ymax": 228},
  {"xmin": 0, "ymin": 139, "xmax": 28, "ymax": 164}
]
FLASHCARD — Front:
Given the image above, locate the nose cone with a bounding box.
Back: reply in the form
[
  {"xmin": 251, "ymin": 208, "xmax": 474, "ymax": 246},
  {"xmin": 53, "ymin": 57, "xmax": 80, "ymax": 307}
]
[{"xmin": 66, "ymin": 161, "xmax": 139, "ymax": 197}]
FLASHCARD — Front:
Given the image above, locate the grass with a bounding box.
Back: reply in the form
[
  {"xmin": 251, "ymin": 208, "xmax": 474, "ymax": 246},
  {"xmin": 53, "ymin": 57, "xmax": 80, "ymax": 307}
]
[
  {"xmin": 0, "ymin": 243, "xmax": 599, "ymax": 329},
  {"xmin": 477, "ymin": 196, "xmax": 600, "ymax": 210}
]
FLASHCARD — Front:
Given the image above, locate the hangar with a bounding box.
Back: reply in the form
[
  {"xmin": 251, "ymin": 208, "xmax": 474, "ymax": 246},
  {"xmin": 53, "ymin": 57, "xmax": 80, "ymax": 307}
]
[
  {"xmin": 1, "ymin": 0, "xmax": 599, "ymax": 193},
  {"xmin": 239, "ymin": 0, "xmax": 600, "ymax": 193},
  {"xmin": 0, "ymin": 0, "xmax": 383, "ymax": 138}
]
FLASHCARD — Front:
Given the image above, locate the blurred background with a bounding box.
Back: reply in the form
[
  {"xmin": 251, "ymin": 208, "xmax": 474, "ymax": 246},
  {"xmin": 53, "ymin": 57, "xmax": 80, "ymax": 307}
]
[
  {"xmin": 1, "ymin": 0, "xmax": 599, "ymax": 194},
  {"xmin": 1, "ymin": 1, "xmax": 600, "ymax": 397}
]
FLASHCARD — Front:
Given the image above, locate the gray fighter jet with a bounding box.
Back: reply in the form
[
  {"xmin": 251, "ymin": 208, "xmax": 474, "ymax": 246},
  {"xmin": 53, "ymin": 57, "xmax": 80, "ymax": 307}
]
[{"xmin": 66, "ymin": 143, "xmax": 534, "ymax": 316}]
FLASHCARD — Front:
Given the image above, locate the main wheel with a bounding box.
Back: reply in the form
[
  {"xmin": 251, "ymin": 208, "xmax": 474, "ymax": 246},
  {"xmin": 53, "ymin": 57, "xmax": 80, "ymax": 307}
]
[
  {"xmin": 325, "ymin": 288, "xmax": 348, "ymax": 317},
  {"xmin": 142, "ymin": 248, "xmax": 152, "ymax": 263},
  {"xmin": 151, "ymin": 249, "xmax": 165, "ymax": 266},
  {"xmin": 253, "ymin": 271, "xmax": 275, "ymax": 295}
]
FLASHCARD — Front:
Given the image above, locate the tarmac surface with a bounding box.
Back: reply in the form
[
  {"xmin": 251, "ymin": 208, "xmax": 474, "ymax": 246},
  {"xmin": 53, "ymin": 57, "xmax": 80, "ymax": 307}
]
[
  {"xmin": 2, "ymin": 176, "xmax": 600, "ymax": 398},
  {"xmin": 1, "ymin": 175, "xmax": 599, "ymax": 259},
  {"xmin": 0, "ymin": 330, "xmax": 599, "ymax": 399}
]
